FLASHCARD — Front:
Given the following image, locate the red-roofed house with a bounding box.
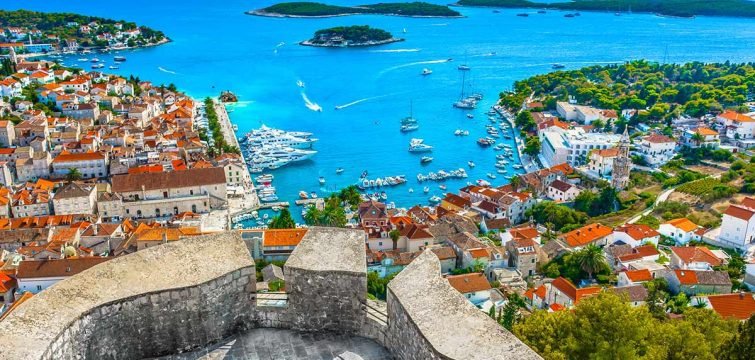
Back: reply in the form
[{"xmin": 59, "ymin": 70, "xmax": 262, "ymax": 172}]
[
  {"xmin": 659, "ymin": 218, "xmax": 701, "ymax": 245},
  {"xmin": 669, "ymin": 246, "xmax": 724, "ymax": 270},
  {"xmin": 447, "ymin": 272, "xmax": 493, "ymax": 308},
  {"xmin": 664, "ymin": 269, "xmax": 732, "ymax": 296},
  {"xmin": 615, "ymin": 245, "xmax": 660, "ymax": 269},
  {"xmin": 545, "ymin": 277, "xmax": 601, "ymax": 308},
  {"xmin": 613, "ymin": 223, "xmax": 660, "ymax": 247},
  {"xmin": 559, "ymin": 223, "xmax": 613, "ymax": 249},
  {"xmin": 717, "ymin": 197, "xmax": 755, "ymax": 252},
  {"xmin": 547, "ymin": 179, "xmax": 580, "ymax": 202},
  {"xmin": 51, "ymin": 151, "xmax": 108, "ymax": 179},
  {"xmin": 693, "ymin": 293, "xmax": 755, "ymax": 320},
  {"xmin": 617, "ymin": 269, "xmax": 653, "ymax": 286},
  {"xmin": 638, "ymin": 134, "xmax": 676, "ymax": 167}
]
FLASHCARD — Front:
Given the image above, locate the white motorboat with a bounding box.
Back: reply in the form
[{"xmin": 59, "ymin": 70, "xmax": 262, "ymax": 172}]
[
  {"xmin": 408, "ymin": 138, "xmax": 433, "ymax": 152},
  {"xmin": 421, "ymin": 68, "xmax": 432, "ymax": 75}
]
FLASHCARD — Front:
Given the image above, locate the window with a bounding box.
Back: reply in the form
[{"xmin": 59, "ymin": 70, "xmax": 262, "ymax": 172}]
[
  {"xmin": 37, "ymin": 285, "xmax": 42, "ymax": 291},
  {"xmin": 190, "ymin": 190, "xmax": 194, "ymax": 195}
]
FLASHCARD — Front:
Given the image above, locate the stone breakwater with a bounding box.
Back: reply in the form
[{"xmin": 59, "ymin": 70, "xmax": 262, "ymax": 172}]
[{"xmin": 0, "ymin": 228, "xmax": 540, "ymax": 360}]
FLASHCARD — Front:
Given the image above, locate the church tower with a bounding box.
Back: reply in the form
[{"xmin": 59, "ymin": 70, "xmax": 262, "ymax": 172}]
[{"xmin": 612, "ymin": 126, "xmax": 631, "ymax": 190}]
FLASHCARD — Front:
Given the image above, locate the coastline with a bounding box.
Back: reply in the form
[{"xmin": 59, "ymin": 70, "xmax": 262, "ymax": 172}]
[
  {"xmin": 299, "ymin": 38, "xmax": 405, "ymax": 48},
  {"xmin": 448, "ymin": 3, "xmax": 703, "ymax": 19},
  {"xmin": 246, "ymin": 9, "xmax": 464, "ymax": 18},
  {"xmin": 212, "ymin": 99, "xmax": 261, "ymax": 219},
  {"xmin": 18, "ymin": 37, "xmax": 172, "ymax": 59}
]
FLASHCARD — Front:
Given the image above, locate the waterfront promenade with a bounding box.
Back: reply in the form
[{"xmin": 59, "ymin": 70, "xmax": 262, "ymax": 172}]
[{"xmin": 213, "ymin": 100, "xmax": 260, "ymax": 220}]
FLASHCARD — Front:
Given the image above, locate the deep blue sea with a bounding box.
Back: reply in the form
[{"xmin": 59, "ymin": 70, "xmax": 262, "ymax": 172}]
[{"xmin": 5, "ymin": 0, "xmax": 755, "ymax": 220}]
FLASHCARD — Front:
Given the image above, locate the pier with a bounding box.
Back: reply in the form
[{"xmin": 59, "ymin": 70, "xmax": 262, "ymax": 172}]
[
  {"xmin": 295, "ymin": 198, "xmax": 325, "ymax": 210},
  {"xmin": 257, "ymin": 202, "xmax": 290, "ymax": 209}
]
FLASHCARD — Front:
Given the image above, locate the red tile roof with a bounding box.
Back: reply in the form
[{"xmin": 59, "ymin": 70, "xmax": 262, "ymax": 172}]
[
  {"xmin": 614, "ymin": 224, "xmax": 659, "ymax": 241},
  {"xmin": 447, "ymin": 272, "xmax": 491, "ymax": 294},
  {"xmin": 551, "ymin": 276, "xmax": 601, "ymax": 304},
  {"xmin": 705, "ymin": 293, "xmax": 755, "ymax": 320},
  {"xmin": 262, "ymin": 228, "xmax": 307, "ymax": 247},
  {"xmin": 617, "ymin": 245, "xmax": 659, "ymax": 262},
  {"xmin": 663, "ymin": 218, "xmax": 699, "ymax": 233},
  {"xmin": 560, "ymin": 223, "xmax": 613, "ymax": 248},
  {"xmin": 724, "ymin": 204, "xmax": 755, "ymax": 221},
  {"xmin": 623, "ymin": 269, "xmax": 652, "ymax": 282},
  {"xmin": 670, "ymin": 246, "xmax": 723, "ymax": 267}
]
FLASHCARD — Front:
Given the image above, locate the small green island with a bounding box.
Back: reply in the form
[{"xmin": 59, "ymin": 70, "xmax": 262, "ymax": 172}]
[
  {"xmin": 300, "ymin": 25, "xmax": 403, "ymax": 47},
  {"xmin": 454, "ymin": 0, "xmax": 755, "ymax": 19},
  {"xmin": 250, "ymin": 1, "xmax": 462, "ymax": 18}
]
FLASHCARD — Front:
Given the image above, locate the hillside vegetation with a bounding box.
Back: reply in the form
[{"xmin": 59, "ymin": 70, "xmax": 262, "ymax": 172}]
[
  {"xmin": 256, "ymin": 2, "xmax": 462, "ymax": 17},
  {"xmin": 455, "ymin": 0, "xmax": 755, "ymax": 18}
]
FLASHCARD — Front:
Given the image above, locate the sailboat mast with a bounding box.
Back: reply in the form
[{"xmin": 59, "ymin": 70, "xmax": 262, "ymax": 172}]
[{"xmin": 459, "ymin": 71, "xmax": 466, "ymax": 99}]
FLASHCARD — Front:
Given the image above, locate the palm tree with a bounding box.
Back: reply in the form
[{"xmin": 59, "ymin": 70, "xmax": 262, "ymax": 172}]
[
  {"xmin": 691, "ymin": 133, "xmax": 704, "ymax": 147},
  {"xmin": 575, "ymin": 244, "xmax": 608, "ymax": 280},
  {"xmin": 303, "ymin": 206, "xmax": 321, "ymax": 226},
  {"xmin": 66, "ymin": 168, "xmax": 82, "ymax": 182},
  {"xmin": 389, "ymin": 229, "xmax": 400, "ymax": 250},
  {"xmin": 510, "ymin": 175, "xmax": 521, "ymax": 191}
]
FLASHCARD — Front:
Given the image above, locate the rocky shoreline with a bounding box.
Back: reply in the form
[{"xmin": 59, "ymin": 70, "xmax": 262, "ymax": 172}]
[
  {"xmin": 299, "ymin": 38, "xmax": 405, "ymax": 48},
  {"xmin": 246, "ymin": 9, "xmax": 464, "ymax": 18}
]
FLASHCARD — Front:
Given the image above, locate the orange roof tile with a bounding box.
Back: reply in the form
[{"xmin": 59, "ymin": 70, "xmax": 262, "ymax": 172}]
[
  {"xmin": 447, "ymin": 272, "xmax": 491, "ymax": 294},
  {"xmin": 262, "ymin": 228, "xmax": 307, "ymax": 247},
  {"xmin": 670, "ymin": 246, "xmax": 723, "ymax": 267},
  {"xmin": 664, "ymin": 218, "xmax": 699, "ymax": 233},
  {"xmin": 52, "ymin": 151, "xmax": 105, "ymax": 163},
  {"xmin": 623, "ymin": 269, "xmax": 652, "ymax": 282},
  {"xmin": 695, "ymin": 127, "xmax": 718, "ymax": 136},
  {"xmin": 719, "ymin": 110, "xmax": 755, "ymax": 122},
  {"xmin": 560, "ymin": 223, "xmax": 613, "ymax": 248},
  {"xmin": 705, "ymin": 293, "xmax": 755, "ymax": 320},
  {"xmin": 551, "ymin": 277, "xmax": 601, "ymax": 304},
  {"xmin": 468, "ymin": 247, "xmax": 491, "ymax": 259}
]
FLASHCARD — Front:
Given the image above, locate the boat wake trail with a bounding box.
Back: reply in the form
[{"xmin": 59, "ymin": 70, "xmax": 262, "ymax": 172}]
[
  {"xmin": 334, "ymin": 93, "xmax": 399, "ymax": 110},
  {"xmin": 379, "ymin": 59, "xmax": 451, "ymax": 76},
  {"xmin": 158, "ymin": 66, "xmax": 178, "ymax": 74},
  {"xmin": 277, "ymin": 42, "xmax": 286, "ymax": 47},
  {"xmin": 301, "ymin": 92, "xmax": 322, "ymax": 112},
  {"xmin": 370, "ymin": 48, "xmax": 421, "ymax": 53}
]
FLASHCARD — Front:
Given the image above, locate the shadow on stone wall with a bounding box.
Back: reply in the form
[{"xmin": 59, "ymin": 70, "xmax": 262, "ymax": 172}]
[{"xmin": 0, "ymin": 228, "xmax": 540, "ymax": 360}]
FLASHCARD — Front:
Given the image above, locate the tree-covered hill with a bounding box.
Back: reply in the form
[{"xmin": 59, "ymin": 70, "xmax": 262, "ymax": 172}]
[{"xmin": 254, "ymin": 2, "xmax": 462, "ymax": 17}]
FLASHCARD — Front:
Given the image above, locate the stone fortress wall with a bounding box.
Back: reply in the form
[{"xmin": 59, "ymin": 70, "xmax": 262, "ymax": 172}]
[{"xmin": 0, "ymin": 228, "xmax": 540, "ymax": 360}]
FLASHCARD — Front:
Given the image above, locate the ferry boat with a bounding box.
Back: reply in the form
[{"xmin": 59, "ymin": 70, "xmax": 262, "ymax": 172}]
[
  {"xmin": 408, "ymin": 138, "xmax": 433, "ymax": 153},
  {"xmin": 114, "ymin": 56, "xmax": 126, "ymax": 62},
  {"xmin": 421, "ymin": 68, "xmax": 432, "ymax": 75}
]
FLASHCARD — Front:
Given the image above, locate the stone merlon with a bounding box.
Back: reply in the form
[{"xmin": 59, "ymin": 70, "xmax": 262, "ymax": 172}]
[{"xmin": 387, "ymin": 249, "xmax": 542, "ymax": 359}]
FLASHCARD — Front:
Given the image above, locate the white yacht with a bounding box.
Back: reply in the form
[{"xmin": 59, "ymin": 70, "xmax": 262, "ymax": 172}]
[
  {"xmin": 421, "ymin": 68, "xmax": 432, "ymax": 75},
  {"xmin": 408, "ymin": 138, "xmax": 433, "ymax": 153}
]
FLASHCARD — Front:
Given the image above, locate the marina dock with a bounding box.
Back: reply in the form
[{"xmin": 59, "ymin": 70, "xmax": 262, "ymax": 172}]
[
  {"xmin": 257, "ymin": 202, "xmax": 290, "ymax": 209},
  {"xmin": 295, "ymin": 198, "xmax": 325, "ymax": 210}
]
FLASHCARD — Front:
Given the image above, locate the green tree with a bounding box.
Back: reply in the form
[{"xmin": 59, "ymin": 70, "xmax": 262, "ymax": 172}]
[
  {"xmin": 499, "ymin": 300, "xmax": 520, "ymax": 331},
  {"xmin": 523, "ymin": 136, "xmax": 541, "ymax": 156},
  {"xmin": 573, "ymin": 244, "xmax": 608, "ymax": 280},
  {"xmin": 389, "ymin": 229, "xmax": 400, "ymax": 250},
  {"xmin": 268, "ymin": 207, "xmax": 296, "ymax": 229},
  {"xmin": 666, "ymin": 292, "xmax": 690, "ymax": 314},
  {"xmin": 644, "ymin": 278, "xmax": 670, "ymax": 319},
  {"xmin": 515, "ymin": 110, "xmax": 536, "ymax": 131},
  {"xmin": 719, "ymin": 314, "xmax": 755, "ymax": 360},
  {"xmin": 65, "ymin": 168, "xmax": 82, "ymax": 182}
]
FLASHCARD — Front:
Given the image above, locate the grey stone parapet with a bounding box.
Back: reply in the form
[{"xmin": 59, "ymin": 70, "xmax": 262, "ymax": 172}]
[
  {"xmin": 0, "ymin": 232, "xmax": 257, "ymax": 360},
  {"xmin": 386, "ymin": 250, "xmax": 542, "ymax": 360},
  {"xmin": 0, "ymin": 228, "xmax": 540, "ymax": 360}
]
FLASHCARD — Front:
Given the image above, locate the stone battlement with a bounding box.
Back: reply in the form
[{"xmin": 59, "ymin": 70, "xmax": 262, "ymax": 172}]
[{"xmin": 0, "ymin": 228, "xmax": 540, "ymax": 359}]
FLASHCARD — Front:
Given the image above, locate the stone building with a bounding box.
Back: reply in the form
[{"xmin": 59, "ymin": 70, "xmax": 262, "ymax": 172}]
[
  {"xmin": 111, "ymin": 167, "xmax": 227, "ymax": 219},
  {"xmin": 611, "ymin": 127, "xmax": 631, "ymax": 190},
  {"xmin": 52, "ymin": 182, "xmax": 97, "ymax": 215}
]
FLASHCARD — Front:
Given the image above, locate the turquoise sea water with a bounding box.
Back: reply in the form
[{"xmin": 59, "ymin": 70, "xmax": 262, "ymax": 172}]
[{"xmin": 6, "ymin": 0, "xmax": 755, "ymax": 220}]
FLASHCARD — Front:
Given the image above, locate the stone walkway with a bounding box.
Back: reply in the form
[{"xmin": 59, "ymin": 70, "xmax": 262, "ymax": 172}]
[{"xmin": 159, "ymin": 328, "xmax": 393, "ymax": 360}]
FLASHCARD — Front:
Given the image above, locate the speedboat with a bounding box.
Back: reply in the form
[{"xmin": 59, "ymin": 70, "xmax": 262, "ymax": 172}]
[
  {"xmin": 336, "ymin": 167, "xmax": 344, "ymax": 174},
  {"xmin": 467, "ymin": 113, "xmax": 474, "ymax": 119},
  {"xmin": 423, "ymin": 186, "xmax": 430, "ymax": 193},
  {"xmin": 77, "ymin": 58, "xmax": 88, "ymax": 62},
  {"xmin": 108, "ymin": 65, "xmax": 119, "ymax": 69},
  {"xmin": 458, "ymin": 64, "xmax": 470, "ymax": 71},
  {"xmin": 114, "ymin": 56, "xmax": 126, "ymax": 62},
  {"xmin": 487, "ymin": 173, "xmax": 497, "ymax": 179},
  {"xmin": 552, "ymin": 63, "xmax": 566, "ymax": 69},
  {"xmin": 299, "ymin": 191, "xmax": 309, "ymax": 199},
  {"xmin": 421, "ymin": 156, "xmax": 433, "ymax": 164},
  {"xmin": 429, "ymin": 196, "xmax": 442, "ymax": 203},
  {"xmin": 297, "ymin": 80, "xmax": 305, "ymax": 88},
  {"xmin": 439, "ymin": 184, "xmax": 447, "ymax": 190},
  {"xmin": 468, "ymin": 161, "xmax": 475, "ymax": 168},
  {"xmin": 319, "ymin": 176, "xmax": 326, "ymax": 185},
  {"xmin": 90, "ymin": 58, "xmax": 100, "ymax": 63},
  {"xmin": 421, "ymin": 68, "xmax": 432, "ymax": 75}
]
